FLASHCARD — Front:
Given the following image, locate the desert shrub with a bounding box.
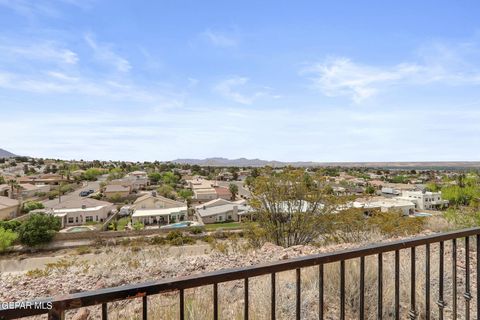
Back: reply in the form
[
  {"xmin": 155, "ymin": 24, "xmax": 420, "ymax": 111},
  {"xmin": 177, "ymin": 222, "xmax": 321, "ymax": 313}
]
[
  {"xmin": 189, "ymin": 226, "xmax": 203, "ymax": 235},
  {"xmin": 26, "ymin": 268, "xmax": 50, "ymax": 278},
  {"xmin": 166, "ymin": 230, "xmax": 195, "ymax": 245},
  {"xmin": 150, "ymin": 236, "xmax": 167, "ymax": 245},
  {"xmin": 116, "ymin": 217, "xmax": 130, "ymax": 231},
  {"xmin": 443, "ymin": 207, "xmax": 480, "ymax": 228},
  {"xmin": 243, "ymin": 222, "xmax": 268, "ymax": 248},
  {"xmin": 75, "ymin": 246, "xmax": 91, "ymax": 255},
  {"xmin": 18, "ymin": 213, "xmax": 61, "ymax": 247},
  {"xmin": 22, "ymin": 201, "xmax": 44, "ymax": 213},
  {"xmin": 131, "ymin": 246, "xmax": 141, "ymax": 252},
  {"xmin": 368, "ymin": 210, "xmax": 425, "ymax": 237},
  {"xmin": 166, "ymin": 230, "xmax": 183, "ymax": 241},
  {"xmin": 132, "ymin": 221, "xmax": 144, "ymax": 230},
  {"xmin": 0, "ymin": 220, "xmax": 21, "ymax": 232},
  {"xmin": 0, "ymin": 227, "xmax": 18, "ymax": 252}
]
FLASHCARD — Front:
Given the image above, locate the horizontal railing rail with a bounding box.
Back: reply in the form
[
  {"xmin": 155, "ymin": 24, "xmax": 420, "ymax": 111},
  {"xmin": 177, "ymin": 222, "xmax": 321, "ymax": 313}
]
[{"xmin": 1, "ymin": 227, "xmax": 480, "ymax": 319}]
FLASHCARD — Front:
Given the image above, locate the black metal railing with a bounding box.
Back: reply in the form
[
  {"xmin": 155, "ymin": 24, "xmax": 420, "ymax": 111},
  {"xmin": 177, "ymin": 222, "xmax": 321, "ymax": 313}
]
[{"xmin": 1, "ymin": 227, "xmax": 480, "ymax": 319}]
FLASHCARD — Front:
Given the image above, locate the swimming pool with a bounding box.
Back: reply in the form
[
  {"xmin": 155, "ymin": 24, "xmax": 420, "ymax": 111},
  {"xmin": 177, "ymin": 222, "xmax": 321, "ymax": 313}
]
[
  {"xmin": 63, "ymin": 226, "xmax": 95, "ymax": 233},
  {"xmin": 160, "ymin": 221, "xmax": 201, "ymax": 229},
  {"xmin": 413, "ymin": 212, "xmax": 432, "ymax": 217}
]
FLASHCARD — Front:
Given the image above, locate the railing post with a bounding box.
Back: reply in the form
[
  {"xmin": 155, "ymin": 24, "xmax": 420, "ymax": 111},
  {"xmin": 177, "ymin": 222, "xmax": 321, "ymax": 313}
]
[
  {"xmin": 296, "ymin": 268, "xmax": 301, "ymax": 320},
  {"xmin": 340, "ymin": 260, "xmax": 345, "ymax": 320},
  {"xmin": 425, "ymin": 244, "xmax": 430, "ymax": 320},
  {"xmin": 476, "ymin": 234, "xmax": 480, "ymax": 319},
  {"xmin": 394, "ymin": 250, "xmax": 400, "ymax": 320},
  {"xmin": 179, "ymin": 289, "xmax": 184, "ymax": 320},
  {"xmin": 319, "ymin": 264, "xmax": 324, "ymax": 320},
  {"xmin": 360, "ymin": 257, "xmax": 365, "ymax": 320},
  {"xmin": 213, "ymin": 283, "xmax": 218, "ymax": 320},
  {"xmin": 271, "ymin": 273, "xmax": 276, "ymax": 320},
  {"xmin": 142, "ymin": 296, "xmax": 147, "ymax": 320},
  {"xmin": 452, "ymin": 239, "xmax": 457, "ymax": 320},
  {"xmin": 437, "ymin": 241, "xmax": 446, "ymax": 320},
  {"xmin": 465, "ymin": 237, "xmax": 472, "ymax": 320},
  {"xmin": 102, "ymin": 303, "xmax": 107, "ymax": 320},
  {"xmin": 409, "ymin": 247, "xmax": 417, "ymax": 320},
  {"xmin": 244, "ymin": 278, "xmax": 249, "ymax": 320},
  {"xmin": 47, "ymin": 305, "xmax": 64, "ymax": 320},
  {"xmin": 377, "ymin": 253, "xmax": 383, "ymax": 320}
]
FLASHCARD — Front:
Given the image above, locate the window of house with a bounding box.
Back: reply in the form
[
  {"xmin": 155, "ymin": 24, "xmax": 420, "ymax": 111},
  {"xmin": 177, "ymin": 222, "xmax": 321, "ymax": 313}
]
[
  {"xmin": 86, "ymin": 216, "xmax": 93, "ymax": 222},
  {"xmin": 218, "ymin": 216, "xmax": 223, "ymax": 221},
  {"xmin": 68, "ymin": 217, "xmax": 74, "ymax": 224},
  {"xmin": 75, "ymin": 217, "xmax": 79, "ymax": 223},
  {"xmin": 96, "ymin": 215, "xmax": 98, "ymax": 221}
]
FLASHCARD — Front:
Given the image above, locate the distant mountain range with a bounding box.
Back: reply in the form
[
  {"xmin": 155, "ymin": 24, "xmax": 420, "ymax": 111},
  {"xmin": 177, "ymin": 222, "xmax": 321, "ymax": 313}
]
[
  {"xmin": 0, "ymin": 148, "xmax": 17, "ymax": 158},
  {"xmin": 172, "ymin": 157, "xmax": 480, "ymax": 168}
]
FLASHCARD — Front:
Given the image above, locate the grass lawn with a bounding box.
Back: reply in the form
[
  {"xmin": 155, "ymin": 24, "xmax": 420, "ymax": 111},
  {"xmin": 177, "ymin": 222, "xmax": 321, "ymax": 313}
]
[{"xmin": 204, "ymin": 222, "xmax": 243, "ymax": 231}]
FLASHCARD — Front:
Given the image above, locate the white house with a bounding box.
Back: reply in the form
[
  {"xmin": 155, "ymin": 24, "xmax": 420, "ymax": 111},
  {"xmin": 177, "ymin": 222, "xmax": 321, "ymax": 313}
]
[
  {"xmin": 132, "ymin": 206, "xmax": 188, "ymax": 226},
  {"xmin": 398, "ymin": 190, "xmax": 449, "ymax": 210},
  {"xmin": 353, "ymin": 197, "xmax": 416, "ymax": 216},
  {"xmin": 43, "ymin": 198, "xmax": 115, "ymax": 228},
  {"xmin": 195, "ymin": 199, "xmax": 252, "ymax": 224}
]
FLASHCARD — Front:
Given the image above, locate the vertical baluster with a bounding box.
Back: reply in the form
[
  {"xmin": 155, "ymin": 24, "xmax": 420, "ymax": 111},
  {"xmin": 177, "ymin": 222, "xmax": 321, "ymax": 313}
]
[
  {"xmin": 213, "ymin": 283, "xmax": 218, "ymax": 320},
  {"xmin": 378, "ymin": 253, "xmax": 383, "ymax": 320},
  {"xmin": 437, "ymin": 241, "xmax": 445, "ymax": 320},
  {"xmin": 142, "ymin": 295, "xmax": 148, "ymax": 320},
  {"xmin": 102, "ymin": 303, "xmax": 108, "ymax": 320},
  {"xmin": 425, "ymin": 244, "xmax": 430, "ymax": 320},
  {"xmin": 319, "ymin": 264, "xmax": 324, "ymax": 320},
  {"xmin": 47, "ymin": 304, "xmax": 64, "ymax": 320},
  {"xmin": 395, "ymin": 250, "xmax": 400, "ymax": 320},
  {"xmin": 296, "ymin": 268, "xmax": 301, "ymax": 320},
  {"xmin": 244, "ymin": 278, "xmax": 249, "ymax": 320},
  {"xmin": 452, "ymin": 238, "xmax": 457, "ymax": 320},
  {"xmin": 271, "ymin": 272, "xmax": 276, "ymax": 320},
  {"xmin": 360, "ymin": 257, "xmax": 365, "ymax": 320},
  {"xmin": 476, "ymin": 234, "xmax": 480, "ymax": 319},
  {"xmin": 179, "ymin": 289, "xmax": 184, "ymax": 320},
  {"xmin": 465, "ymin": 237, "xmax": 471, "ymax": 320},
  {"xmin": 409, "ymin": 247, "xmax": 417, "ymax": 320},
  {"xmin": 340, "ymin": 260, "xmax": 345, "ymax": 320}
]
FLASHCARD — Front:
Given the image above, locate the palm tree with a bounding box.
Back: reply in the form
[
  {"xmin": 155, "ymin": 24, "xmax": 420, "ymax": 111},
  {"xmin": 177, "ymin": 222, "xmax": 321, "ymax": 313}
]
[
  {"xmin": 229, "ymin": 183, "xmax": 239, "ymax": 201},
  {"xmin": 7, "ymin": 179, "xmax": 20, "ymax": 199}
]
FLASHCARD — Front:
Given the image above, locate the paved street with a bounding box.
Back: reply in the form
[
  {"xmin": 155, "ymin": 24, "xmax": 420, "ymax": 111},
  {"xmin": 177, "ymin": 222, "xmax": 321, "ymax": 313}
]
[{"xmin": 42, "ymin": 180, "xmax": 101, "ymax": 208}]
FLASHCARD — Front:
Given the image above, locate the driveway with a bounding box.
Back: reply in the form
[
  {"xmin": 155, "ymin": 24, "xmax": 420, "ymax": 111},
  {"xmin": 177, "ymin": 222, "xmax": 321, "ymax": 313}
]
[{"xmin": 42, "ymin": 180, "xmax": 101, "ymax": 208}]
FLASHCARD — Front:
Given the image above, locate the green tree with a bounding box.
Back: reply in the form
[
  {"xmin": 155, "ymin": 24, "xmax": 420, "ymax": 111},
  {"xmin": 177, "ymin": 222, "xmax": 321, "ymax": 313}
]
[
  {"xmin": 18, "ymin": 213, "xmax": 61, "ymax": 247},
  {"xmin": 229, "ymin": 183, "xmax": 239, "ymax": 200},
  {"xmin": 107, "ymin": 168, "xmax": 125, "ymax": 181},
  {"xmin": 157, "ymin": 185, "xmax": 175, "ymax": 199},
  {"xmin": 249, "ymin": 169, "xmax": 343, "ymax": 247},
  {"xmin": 0, "ymin": 228, "xmax": 18, "ymax": 252},
  {"xmin": 22, "ymin": 201, "xmax": 45, "ymax": 213},
  {"xmin": 148, "ymin": 172, "xmax": 162, "ymax": 184}
]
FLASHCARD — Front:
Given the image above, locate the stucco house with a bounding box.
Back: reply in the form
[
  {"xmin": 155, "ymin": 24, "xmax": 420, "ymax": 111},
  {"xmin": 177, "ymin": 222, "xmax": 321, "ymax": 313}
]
[
  {"xmin": 104, "ymin": 184, "xmax": 131, "ymax": 198},
  {"xmin": 43, "ymin": 198, "xmax": 115, "ymax": 228},
  {"xmin": 195, "ymin": 198, "xmax": 252, "ymax": 224},
  {"xmin": 133, "ymin": 192, "xmax": 185, "ymax": 209},
  {"xmin": 0, "ymin": 196, "xmax": 20, "ymax": 220}
]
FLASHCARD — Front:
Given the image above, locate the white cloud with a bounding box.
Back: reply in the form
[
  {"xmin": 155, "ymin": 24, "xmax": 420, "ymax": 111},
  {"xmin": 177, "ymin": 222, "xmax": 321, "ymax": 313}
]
[
  {"xmin": 213, "ymin": 76, "xmax": 280, "ymax": 105},
  {"xmin": 84, "ymin": 33, "xmax": 131, "ymax": 72},
  {"xmin": 201, "ymin": 29, "xmax": 238, "ymax": 47},
  {"xmin": 303, "ymin": 41, "xmax": 480, "ymax": 103},
  {"xmin": 0, "ymin": 42, "xmax": 78, "ymax": 65},
  {"xmin": 214, "ymin": 76, "xmax": 252, "ymax": 104}
]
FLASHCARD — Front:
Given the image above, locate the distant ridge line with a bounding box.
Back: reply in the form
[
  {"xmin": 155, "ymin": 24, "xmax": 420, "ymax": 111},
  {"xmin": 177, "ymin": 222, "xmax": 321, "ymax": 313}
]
[{"xmin": 171, "ymin": 157, "xmax": 480, "ymax": 168}]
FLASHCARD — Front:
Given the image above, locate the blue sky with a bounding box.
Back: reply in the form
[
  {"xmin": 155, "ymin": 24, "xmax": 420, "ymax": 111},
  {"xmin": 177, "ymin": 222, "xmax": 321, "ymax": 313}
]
[{"xmin": 1, "ymin": 0, "xmax": 480, "ymax": 162}]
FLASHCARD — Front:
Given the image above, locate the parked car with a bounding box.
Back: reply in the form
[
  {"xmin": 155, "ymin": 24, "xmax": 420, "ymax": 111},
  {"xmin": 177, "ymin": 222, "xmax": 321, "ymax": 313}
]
[
  {"xmin": 79, "ymin": 191, "xmax": 90, "ymax": 197},
  {"xmin": 87, "ymin": 189, "xmax": 95, "ymax": 194}
]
